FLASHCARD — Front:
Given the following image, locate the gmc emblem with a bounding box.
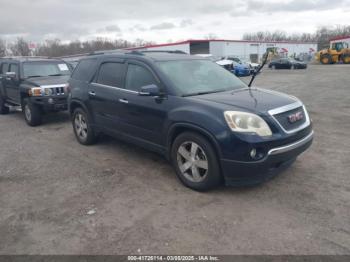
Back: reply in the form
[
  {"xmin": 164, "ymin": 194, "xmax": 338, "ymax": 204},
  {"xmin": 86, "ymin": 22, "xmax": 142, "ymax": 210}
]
[{"xmin": 288, "ymin": 111, "xmax": 304, "ymax": 123}]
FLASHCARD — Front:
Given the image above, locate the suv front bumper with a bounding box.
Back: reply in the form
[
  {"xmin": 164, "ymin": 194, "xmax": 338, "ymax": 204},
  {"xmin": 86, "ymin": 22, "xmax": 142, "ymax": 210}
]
[
  {"xmin": 30, "ymin": 96, "xmax": 68, "ymax": 112},
  {"xmin": 221, "ymin": 131, "xmax": 314, "ymax": 186}
]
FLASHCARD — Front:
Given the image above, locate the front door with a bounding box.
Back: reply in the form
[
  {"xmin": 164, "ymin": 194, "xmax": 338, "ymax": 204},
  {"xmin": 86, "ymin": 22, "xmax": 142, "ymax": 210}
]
[
  {"xmin": 4, "ymin": 63, "xmax": 21, "ymax": 103},
  {"xmin": 116, "ymin": 62, "xmax": 168, "ymax": 146}
]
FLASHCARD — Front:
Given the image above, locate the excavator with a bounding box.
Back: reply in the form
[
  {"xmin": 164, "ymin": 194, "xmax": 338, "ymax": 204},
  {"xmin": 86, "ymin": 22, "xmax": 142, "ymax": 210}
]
[{"xmin": 316, "ymin": 41, "xmax": 350, "ymax": 64}]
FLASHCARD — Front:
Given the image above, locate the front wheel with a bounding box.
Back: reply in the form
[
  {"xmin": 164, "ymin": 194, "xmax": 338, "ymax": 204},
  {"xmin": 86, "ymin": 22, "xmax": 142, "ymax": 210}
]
[
  {"xmin": 342, "ymin": 54, "xmax": 350, "ymax": 64},
  {"xmin": 22, "ymin": 99, "xmax": 42, "ymax": 126},
  {"xmin": 171, "ymin": 132, "xmax": 222, "ymax": 191},
  {"xmin": 72, "ymin": 108, "xmax": 96, "ymax": 145}
]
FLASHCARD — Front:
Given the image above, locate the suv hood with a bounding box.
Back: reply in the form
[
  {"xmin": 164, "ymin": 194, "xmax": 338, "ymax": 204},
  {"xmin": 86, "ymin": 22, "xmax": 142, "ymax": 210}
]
[
  {"xmin": 23, "ymin": 75, "xmax": 70, "ymax": 87},
  {"xmin": 192, "ymin": 88, "xmax": 298, "ymax": 114}
]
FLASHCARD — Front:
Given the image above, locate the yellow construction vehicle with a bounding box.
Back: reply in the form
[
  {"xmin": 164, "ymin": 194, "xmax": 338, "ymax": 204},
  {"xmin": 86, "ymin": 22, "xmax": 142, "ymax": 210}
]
[{"xmin": 316, "ymin": 42, "xmax": 350, "ymax": 64}]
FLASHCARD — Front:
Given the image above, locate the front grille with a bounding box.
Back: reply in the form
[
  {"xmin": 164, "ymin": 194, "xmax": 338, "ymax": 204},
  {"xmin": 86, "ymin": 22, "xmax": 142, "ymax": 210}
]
[
  {"xmin": 51, "ymin": 87, "xmax": 65, "ymax": 95},
  {"xmin": 273, "ymin": 106, "xmax": 307, "ymax": 131},
  {"xmin": 43, "ymin": 86, "xmax": 65, "ymax": 96}
]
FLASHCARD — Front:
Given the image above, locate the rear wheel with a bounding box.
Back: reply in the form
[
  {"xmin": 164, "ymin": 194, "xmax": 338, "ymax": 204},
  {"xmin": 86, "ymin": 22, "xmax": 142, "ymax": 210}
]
[
  {"xmin": 72, "ymin": 108, "xmax": 96, "ymax": 145},
  {"xmin": 341, "ymin": 54, "xmax": 350, "ymax": 64},
  {"xmin": 171, "ymin": 132, "xmax": 222, "ymax": 191},
  {"xmin": 22, "ymin": 98, "xmax": 42, "ymax": 126},
  {"xmin": 271, "ymin": 65, "xmax": 276, "ymax": 70},
  {"xmin": 0, "ymin": 94, "xmax": 9, "ymax": 115},
  {"xmin": 320, "ymin": 54, "xmax": 332, "ymax": 64}
]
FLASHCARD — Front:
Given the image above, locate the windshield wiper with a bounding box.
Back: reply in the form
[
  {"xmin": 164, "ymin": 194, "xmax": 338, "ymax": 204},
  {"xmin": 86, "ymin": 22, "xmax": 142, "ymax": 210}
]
[
  {"xmin": 182, "ymin": 89, "xmax": 226, "ymax": 97},
  {"xmin": 48, "ymin": 74, "xmax": 63, "ymax": 76}
]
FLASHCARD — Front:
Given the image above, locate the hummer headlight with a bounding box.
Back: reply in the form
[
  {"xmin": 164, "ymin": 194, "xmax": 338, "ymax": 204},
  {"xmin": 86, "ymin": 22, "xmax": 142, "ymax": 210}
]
[{"xmin": 224, "ymin": 111, "xmax": 272, "ymax": 137}]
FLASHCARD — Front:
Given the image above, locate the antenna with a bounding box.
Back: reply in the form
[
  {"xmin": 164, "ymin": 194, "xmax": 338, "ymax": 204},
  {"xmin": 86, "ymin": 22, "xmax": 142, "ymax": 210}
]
[{"xmin": 248, "ymin": 49, "xmax": 271, "ymax": 88}]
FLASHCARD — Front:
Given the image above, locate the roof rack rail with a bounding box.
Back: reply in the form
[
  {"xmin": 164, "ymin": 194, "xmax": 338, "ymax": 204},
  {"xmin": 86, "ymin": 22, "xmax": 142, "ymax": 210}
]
[{"xmin": 140, "ymin": 50, "xmax": 188, "ymax": 54}]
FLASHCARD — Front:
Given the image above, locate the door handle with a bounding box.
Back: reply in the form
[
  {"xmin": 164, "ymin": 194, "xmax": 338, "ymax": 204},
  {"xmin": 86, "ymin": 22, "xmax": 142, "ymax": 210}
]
[
  {"xmin": 119, "ymin": 98, "xmax": 129, "ymax": 104},
  {"xmin": 88, "ymin": 91, "xmax": 96, "ymax": 96}
]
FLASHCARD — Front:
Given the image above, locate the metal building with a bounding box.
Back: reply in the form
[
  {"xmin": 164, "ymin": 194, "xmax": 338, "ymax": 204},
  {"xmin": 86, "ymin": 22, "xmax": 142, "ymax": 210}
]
[{"xmin": 131, "ymin": 39, "xmax": 317, "ymax": 63}]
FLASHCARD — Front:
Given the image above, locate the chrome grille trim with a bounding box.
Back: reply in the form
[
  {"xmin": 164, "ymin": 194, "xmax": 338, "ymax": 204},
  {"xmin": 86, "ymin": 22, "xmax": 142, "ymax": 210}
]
[
  {"xmin": 40, "ymin": 84, "xmax": 66, "ymax": 96},
  {"xmin": 268, "ymin": 101, "xmax": 311, "ymax": 134}
]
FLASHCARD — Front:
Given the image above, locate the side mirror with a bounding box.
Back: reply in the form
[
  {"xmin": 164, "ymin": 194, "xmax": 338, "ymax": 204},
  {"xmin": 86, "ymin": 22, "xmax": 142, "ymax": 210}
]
[
  {"xmin": 139, "ymin": 84, "xmax": 161, "ymax": 97},
  {"xmin": 6, "ymin": 72, "xmax": 17, "ymax": 79}
]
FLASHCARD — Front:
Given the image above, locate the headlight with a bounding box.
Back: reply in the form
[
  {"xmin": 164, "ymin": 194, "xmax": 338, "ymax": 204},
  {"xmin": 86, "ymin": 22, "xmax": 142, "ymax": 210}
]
[
  {"xmin": 224, "ymin": 111, "xmax": 272, "ymax": 137},
  {"xmin": 28, "ymin": 87, "xmax": 42, "ymax": 97},
  {"xmin": 44, "ymin": 88, "xmax": 53, "ymax": 96}
]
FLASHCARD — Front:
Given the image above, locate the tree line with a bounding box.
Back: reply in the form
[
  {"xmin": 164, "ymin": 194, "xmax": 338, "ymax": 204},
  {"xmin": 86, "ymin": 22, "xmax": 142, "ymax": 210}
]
[
  {"xmin": 0, "ymin": 25, "xmax": 349, "ymax": 57},
  {"xmin": 0, "ymin": 38, "xmax": 155, "ymax": 57},
  {"xmin": 243, "ymin": 25, "xmax": 350, "ymax": 50}
]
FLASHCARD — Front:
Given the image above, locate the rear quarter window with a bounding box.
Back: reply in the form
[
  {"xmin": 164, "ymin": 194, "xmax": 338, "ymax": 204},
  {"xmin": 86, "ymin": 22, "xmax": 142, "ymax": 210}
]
[{"xmin": 71, "ymin": 59, "xmax": 97, "ymax": 82}]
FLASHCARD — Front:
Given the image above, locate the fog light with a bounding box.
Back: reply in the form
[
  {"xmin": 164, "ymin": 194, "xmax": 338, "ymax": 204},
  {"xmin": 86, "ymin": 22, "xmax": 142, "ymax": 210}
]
[
  {"xmin": 250, "ymin": 148, "xmax": 257, "ymax": 158},
  {"xmin": 48, "ymin": 98, "xmax": 54, "ymax": 104}
]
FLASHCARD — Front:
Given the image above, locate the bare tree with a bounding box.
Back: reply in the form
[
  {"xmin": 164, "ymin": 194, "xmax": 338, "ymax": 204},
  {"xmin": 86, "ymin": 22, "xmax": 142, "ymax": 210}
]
[
  {"xmin": 0, "ymin": 38, "xmax": 6, "ymax": 57},
  {"xmin": 10, "ymin": 38, "xmax": 31, "ymax": 56}
]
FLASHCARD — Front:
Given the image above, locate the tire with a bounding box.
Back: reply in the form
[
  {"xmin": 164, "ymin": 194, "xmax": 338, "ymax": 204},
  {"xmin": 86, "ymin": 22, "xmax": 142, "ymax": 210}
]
[
  {"xmin": 72, "ymin": 107, "xmax": 96, "ymax": 145},
  {"xmin": 291, "ymin": 64, "xmax": 296, "ymax": 70},
  {"xmin": 341, "ymin": 54, "xmax": 350, "ymax": 64},
  {"xmin": 271, "ymin": 65, "xmax": 276, "ymax": 70},
  {"xmin": 0, "ymin": 94, "xmax": 9, "ymax": 115},
  {"xmin": 22, "ymin": 98, "xmax": 42, "ymax": 126},
  {"xmin": 171, "ymin": 132, "xmax": 222, "ymax": 191},
  {"xmin": 320, "ymin": 54, "xmax": 332, "ymax": 64}
]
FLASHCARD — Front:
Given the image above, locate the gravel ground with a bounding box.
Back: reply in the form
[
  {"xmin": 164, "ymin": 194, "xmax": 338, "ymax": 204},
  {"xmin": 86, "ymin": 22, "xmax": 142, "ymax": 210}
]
[{"xmin": 0, "ymin": 64, "xmax": 349, "ymax": 255}]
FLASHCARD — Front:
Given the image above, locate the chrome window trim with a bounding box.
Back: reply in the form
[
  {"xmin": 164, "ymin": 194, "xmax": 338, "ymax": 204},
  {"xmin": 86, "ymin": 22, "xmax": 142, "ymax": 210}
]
[
  {"xmin": 268, "ymin": 101, "xmax": 311, "ymax": 134},
  {"xmin": 91, "ymin": 82, "xmax": 138, "ymax": 94},
  {"xmin": 268, "ymin": 131, "xmax": 314, "ymax": 156}
]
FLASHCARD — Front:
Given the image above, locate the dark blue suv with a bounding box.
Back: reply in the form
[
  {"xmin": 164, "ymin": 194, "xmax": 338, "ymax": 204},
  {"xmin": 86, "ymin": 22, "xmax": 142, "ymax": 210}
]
[{"xmin": 68, "ymin": 51, "xmax": 313, "ymax": 191}]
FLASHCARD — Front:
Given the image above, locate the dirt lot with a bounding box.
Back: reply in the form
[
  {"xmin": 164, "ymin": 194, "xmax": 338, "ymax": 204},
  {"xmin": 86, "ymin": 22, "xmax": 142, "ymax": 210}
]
[{"xmin": 0, "ymin": 64, "xmax": 349, "ymax": 255}]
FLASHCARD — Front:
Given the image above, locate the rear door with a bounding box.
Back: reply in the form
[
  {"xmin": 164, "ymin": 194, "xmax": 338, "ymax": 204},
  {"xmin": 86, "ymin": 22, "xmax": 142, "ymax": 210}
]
[
  {"xmin": 88, "ymin": 59, "xmax": 126, "ymax": 132},
  {"xmin": 4, "ymin": 63, "xmax": 21, "ymax": 103}
]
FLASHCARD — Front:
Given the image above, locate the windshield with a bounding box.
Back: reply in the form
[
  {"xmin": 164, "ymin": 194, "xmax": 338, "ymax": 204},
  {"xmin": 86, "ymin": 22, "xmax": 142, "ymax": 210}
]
[
  {"xmin": 157, "ymin": 60, "xmax": 247, "ymax": 96},
  {"xmin": 23, "ymin": 62, "xmax": 71, "ymax": 78}
]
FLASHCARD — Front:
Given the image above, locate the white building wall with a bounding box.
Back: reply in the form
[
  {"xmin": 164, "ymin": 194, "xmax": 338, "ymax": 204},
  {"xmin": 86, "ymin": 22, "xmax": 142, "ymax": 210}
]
[
  {"xmin": 136, "ymin": 43, "xmax": 190, "ymax": 54},
  {"xmin": 209, "ymin": 41, "xmax": 317, "ymax": 62}
]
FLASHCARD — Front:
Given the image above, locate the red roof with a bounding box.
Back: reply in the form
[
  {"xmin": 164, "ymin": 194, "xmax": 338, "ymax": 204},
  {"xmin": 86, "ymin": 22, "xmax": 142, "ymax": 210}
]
[
  {"xmin": 129, "ymin": 39, "xmax": 317, "ymax": 50},
  {"xmin": 330, "ymin": 35, "xmax": 350, "ymax": 41}
]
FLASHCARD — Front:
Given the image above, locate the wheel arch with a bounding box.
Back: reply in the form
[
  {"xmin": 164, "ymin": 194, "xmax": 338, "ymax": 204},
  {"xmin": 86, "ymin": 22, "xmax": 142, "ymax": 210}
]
[{"xmin": 167, "ymin": 123, "xmax": 223, "ymax": 161}]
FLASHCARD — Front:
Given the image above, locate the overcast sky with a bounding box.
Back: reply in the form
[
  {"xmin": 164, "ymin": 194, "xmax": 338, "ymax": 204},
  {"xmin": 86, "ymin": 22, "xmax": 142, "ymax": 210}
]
[{"xmin": 0, "ymin": 0, "xmax": 349, "ymax": 43}]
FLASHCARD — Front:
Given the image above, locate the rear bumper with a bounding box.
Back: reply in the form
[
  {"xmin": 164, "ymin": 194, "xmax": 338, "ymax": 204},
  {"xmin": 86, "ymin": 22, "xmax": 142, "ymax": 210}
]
[{"xmin": 221, "ymin": 131, "xmax": 314, "ymax": 186}]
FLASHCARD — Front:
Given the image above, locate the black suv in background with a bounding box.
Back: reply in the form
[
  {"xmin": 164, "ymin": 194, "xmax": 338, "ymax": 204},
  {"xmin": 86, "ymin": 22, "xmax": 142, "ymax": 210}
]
[
  {"xmin": 0, "ymin": 57, "xmax": 71, "ymax": 126},
  {"xmin": 68, "ymin": 51, "xmax": 313, "ymax": 191}
]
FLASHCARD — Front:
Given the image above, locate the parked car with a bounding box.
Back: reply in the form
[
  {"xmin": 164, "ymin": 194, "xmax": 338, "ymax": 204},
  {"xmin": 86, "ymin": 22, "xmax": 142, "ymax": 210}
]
[
  {"xmin": 225, "ymin": 56, "xmax": 260, "ymax": 71},
  {"xmin": 215, "ymin": 59, "xmax": 251, "ymax": 77},
  {"xmin": 269, "ymin": 58, "xmax": 307, "ymax": 70},
  {"xmin": 0, "ymin": 57, "xmax": 71, "ymax": 126},
  {"xmin": 68, "ymin": 51, "xmax": 313, "ymax": 191}
]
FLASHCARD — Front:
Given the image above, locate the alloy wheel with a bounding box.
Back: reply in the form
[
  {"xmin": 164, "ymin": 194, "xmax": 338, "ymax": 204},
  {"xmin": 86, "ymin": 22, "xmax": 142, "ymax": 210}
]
[
  {"xmin": 177, "ymin": 141, "xmax": 209, "ymax": 183},
  {"xmin": 74, "ymin": 113, "xmax": 88, "ymax": 140},
  {"xmin": 24, "ymin": 104, "xmax": 32, "ymax": 122}
]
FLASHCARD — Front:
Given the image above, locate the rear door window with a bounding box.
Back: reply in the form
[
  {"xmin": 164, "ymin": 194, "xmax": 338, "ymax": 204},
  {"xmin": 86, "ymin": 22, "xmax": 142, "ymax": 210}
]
[
  {"xmin": 96, "ymin": 62, "xmax": 125, "ymax": 88},
  {"xmin": 125, "ymin": 64, "xmax": 157, "ymax": 92}
]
